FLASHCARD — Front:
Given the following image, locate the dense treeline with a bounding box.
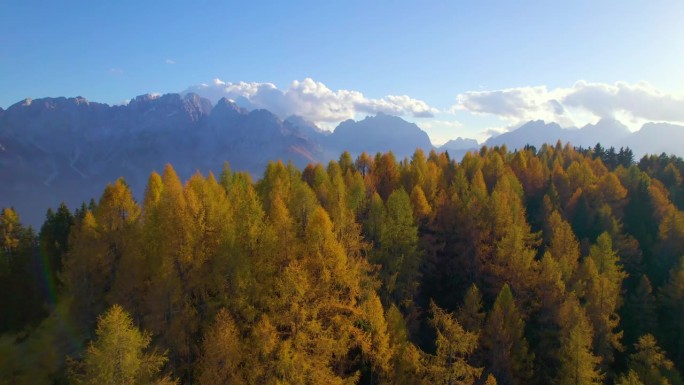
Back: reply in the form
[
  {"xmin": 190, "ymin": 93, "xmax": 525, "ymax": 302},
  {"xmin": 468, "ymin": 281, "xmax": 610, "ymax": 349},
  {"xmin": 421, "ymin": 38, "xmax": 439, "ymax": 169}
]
[{"xmin": 2, "ymin": 142, "xmax": 684, "ymax": 385}]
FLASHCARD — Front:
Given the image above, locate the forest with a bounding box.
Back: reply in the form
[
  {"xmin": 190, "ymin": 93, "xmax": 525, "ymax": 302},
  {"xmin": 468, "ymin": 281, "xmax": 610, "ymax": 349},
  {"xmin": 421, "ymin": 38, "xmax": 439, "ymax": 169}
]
[{"xmin": 2, "ymin": 142, "xmax": 684, "ymax": 385}]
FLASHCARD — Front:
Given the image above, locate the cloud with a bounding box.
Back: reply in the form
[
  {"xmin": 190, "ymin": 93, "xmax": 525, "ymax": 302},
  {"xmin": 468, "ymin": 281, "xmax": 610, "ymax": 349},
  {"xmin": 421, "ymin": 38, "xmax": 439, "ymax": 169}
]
[
  {"xmin": 481, "ymin": 126, "xmax": 509, "ymax": 138},
  {"xmin": 453, "ymin": 85, "xmax": 571, "ymax": 124},
  {"xmin": 453, "ymin": 81, "xmax": 684, "ymax": 126},
  {"xmin": 183, "ymin": 77, "xmax": 437, "ymax": 124},
  {"xmin": 419, "ymin": 119, "xmax": 463, "ymax": 130},
  {"xmin": 563, "ymin": 81, "xmax": 684, "ymax": 121},
  {"xmin": 165, "ymin": 59, "xmax": 176, "ymax": 65}
]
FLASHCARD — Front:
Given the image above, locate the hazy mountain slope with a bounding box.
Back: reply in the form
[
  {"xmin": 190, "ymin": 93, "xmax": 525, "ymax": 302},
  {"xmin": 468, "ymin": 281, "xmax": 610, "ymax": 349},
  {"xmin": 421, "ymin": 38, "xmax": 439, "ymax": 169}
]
[
  {"xmin": 4, "ymin": 91, "xmax": 684, "ymax": 227},
  {"xmin": 568, "ymin": 118, "xmax": 631, "ymax": 148},
  {"xmin": 0, "ymin": 94, "xmax": 321, "ymax": 226},
  {"xmin": 485, "ymin": 120, "xmax": 565, "ymax": 149},
  {"xmin": 1, "ymin": 93, "xmax": 440, "ymax": 226},
  {"xmin": 622, "ymin": 122, "xmax": 684, "ymax": 157},
  {"xmin": 284, "ymin": 115, "xmax": 330, "ymax": 140},
  {"xmin": 440, "ymin": 137, "xmax": 478, "ymax": 151},
  {"xmin": 325, "ymin": 113, "xmax": 433, "ymax": 159},
  {"xmin": 483, "ymin": 118, "xmax": 656, "ymax": 154}
]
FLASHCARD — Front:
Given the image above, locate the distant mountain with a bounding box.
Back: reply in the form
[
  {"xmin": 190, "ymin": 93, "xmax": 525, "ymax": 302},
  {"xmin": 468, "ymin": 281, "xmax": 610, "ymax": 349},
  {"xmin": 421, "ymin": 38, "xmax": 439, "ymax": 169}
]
[
  {"xmin": 441, "ymin": 137, "xmax": 479, "ymax": 151},
  {"xmin": 325, "ymin": 113, "xmax": 433, "ymax": 159},
  {"xmin": 1, "ymin": 94, "xmax": 439, "ymax": 226},
  {"xmin": 569, "ymin": 118, "xmax": 631, "ymax": 148},
  {"xmin": 483, "ymin": 118, "xmax": 668, "ymax": 157},
  {"xmin": 284, "ymin": 115, "xmax": 329, "ymax": 140},
  {"xmin": 485, "ymin": 120, "xmax": 565, "ymax": 149},
  {"xmin": 0, "ymin": 93, "xmax": 320, "ymax": 226},
  {"xmin": 438, "ymin": 137, "xmax": 479, "ymax": 161},
  {"xmin": 622, "ymin": 123, "xmax": 684, "ymax": 157},
  {"xmin": 5, "ymin": 91, "xmax": 684, "ymax": 227}
]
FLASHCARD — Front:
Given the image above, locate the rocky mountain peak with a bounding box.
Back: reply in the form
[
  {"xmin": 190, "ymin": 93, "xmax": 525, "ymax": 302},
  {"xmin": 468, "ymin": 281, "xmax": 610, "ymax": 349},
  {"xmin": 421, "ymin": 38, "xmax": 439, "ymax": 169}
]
[{"xmin": 212, "ymin": 97, "xmax": 247, "ymax": 117}]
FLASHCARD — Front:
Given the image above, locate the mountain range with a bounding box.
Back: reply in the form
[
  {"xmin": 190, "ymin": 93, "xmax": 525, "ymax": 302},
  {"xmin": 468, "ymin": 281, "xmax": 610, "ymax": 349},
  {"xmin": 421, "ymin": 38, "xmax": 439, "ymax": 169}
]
[
  {"xmin": 483, "ymin": 119, "xmax": 684, "ymax": 158},
  {"xmin": 2, "ymin": 92, "xmax": 684, "ymax": 226}
]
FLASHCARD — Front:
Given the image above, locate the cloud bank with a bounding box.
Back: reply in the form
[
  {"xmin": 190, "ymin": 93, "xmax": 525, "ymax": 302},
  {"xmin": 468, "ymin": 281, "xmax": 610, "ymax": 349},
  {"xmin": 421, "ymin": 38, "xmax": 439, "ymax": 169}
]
[
  {"xmin": 182, "ymin": 78, "xmax": 684, "ymax": 143},
  {"xmin": 453, "ymin": 81, "xmax": 684, "ymax": 127},
  {"xmin": 183, "ymin": 78, "xmax": 437, "ymax": 124}
]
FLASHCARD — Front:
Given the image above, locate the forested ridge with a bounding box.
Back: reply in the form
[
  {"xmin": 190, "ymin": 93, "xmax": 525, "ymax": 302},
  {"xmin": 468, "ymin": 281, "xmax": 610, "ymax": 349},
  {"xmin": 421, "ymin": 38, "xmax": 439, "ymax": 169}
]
[{"xmin": 2, "ymin": 143, "xmax": 684, "ymax": 385}]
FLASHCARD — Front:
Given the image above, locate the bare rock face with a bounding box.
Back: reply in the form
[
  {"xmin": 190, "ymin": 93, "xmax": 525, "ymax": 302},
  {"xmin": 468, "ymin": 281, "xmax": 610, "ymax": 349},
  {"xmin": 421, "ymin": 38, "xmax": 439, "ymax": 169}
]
[
  {"xmin": 0, "ymin": 93, "xmax": 322, "ymax": 226},
  {"xmin": 1, "ymin": 91, "xmax": 442, "ymax": 226},
  {"xmin": 4, "ymin": 89, "xmax": 683, "ymax": 228}
]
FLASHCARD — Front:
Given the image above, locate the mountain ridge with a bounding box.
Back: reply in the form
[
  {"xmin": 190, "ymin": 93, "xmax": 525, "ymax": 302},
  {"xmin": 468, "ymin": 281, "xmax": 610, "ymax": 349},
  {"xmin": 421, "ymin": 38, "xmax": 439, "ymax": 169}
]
[
  {"xmin": 3, "ymin": 92, "xmax": 684, "ymax": 226},
  {"xmin": 483, "ymin": 118, "xmax": 683, "ymax": 158},
  {"xmin": 0, "ymin": 93, "xmax": 435, "ymax": 226}
]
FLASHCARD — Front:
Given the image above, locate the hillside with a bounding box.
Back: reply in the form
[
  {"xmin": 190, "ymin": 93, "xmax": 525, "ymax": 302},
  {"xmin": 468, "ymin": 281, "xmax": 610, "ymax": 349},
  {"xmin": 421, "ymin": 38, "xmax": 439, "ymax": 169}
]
[{"xmin": 3, "ymin": 145, "xmax": 684, "ymax": 384}]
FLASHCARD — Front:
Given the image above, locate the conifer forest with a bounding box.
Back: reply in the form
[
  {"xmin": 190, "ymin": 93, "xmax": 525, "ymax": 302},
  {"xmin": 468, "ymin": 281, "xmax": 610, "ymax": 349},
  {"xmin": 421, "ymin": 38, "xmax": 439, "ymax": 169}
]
[{"xmin": 3, "ymin": 143, "xmax": 684, "ymax": 385}]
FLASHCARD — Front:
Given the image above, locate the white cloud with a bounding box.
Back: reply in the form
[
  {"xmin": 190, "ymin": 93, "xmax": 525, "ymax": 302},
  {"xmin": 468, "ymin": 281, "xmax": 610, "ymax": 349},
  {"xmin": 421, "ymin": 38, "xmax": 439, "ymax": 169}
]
[
  {"xmin": 453, "ymin": 81, "xmax": 684, "ymax": 128},
  {"xmin": 453, "ymin": 85, "xmax": 573, "ymax": 126},
  {"xmin": 563, "ymin": 81, "xmax": 684, "ymax": 121},
  {"xmin": 419, "ymin": 119, "xmax": 463, "ymax": 130},
  {"xmin": 183, "ymin": 77, "xmax": 437, "ymax": 124},
  {"xmin": 481, "ymin": 126, "xmax": 510, "ymax": 138},
  {"xmin": 165, "ymin": 59, "xmax": 176, "ymax": 65}
]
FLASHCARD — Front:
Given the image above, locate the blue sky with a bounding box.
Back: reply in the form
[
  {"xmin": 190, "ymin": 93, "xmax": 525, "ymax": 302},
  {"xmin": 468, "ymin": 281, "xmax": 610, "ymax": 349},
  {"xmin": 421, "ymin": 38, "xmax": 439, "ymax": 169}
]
[{"xmin": 2, "ymin": 1, "xmax": 684, "ymax": 143}]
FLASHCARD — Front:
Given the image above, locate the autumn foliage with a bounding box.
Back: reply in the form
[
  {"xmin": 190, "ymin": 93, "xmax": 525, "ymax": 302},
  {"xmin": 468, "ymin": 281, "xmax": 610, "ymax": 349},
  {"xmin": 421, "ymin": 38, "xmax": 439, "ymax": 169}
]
[{"xmin": 3, "ymin": 144, "xmax": 684, "ymax": 385}]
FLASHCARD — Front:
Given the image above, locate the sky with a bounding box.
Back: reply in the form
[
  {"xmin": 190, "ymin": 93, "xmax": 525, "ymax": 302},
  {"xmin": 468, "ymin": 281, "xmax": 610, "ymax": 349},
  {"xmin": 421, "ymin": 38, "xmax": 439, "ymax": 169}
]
[{"xmin": 2, "ymin": 1, "xmax": 684, "ymax": 144}]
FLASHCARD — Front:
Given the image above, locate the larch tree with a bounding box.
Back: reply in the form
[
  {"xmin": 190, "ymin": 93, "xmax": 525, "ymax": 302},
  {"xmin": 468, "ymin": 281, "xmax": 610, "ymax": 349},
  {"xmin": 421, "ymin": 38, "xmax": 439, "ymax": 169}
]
[
  {"xmin": 61, "ymin": 210, "xmax": 104, "ymax": 323},
  {"xmin": 529, "ymin": 252, "xmax": 567, "ymax": 384},
  {"xmin": 623, "ymin": 274, "xmax": 657, "ymax": 348},
  {"xmin": 555, "ymin": 295, "xmax": 603, "ymax": 385},
  {"xmin": 141, "ymin": 165, "xmax": 200, "ymax": 374},
  {"xmin": 69, "ymin": 304, "xmax": 175, "ymax": 385},
  {"xmin": 627, "ymin": 334, "xmax": 682, "ymax": 385},
  {"xmin": 196, "ymin": 308, "xmax": 244, "ymax": 385},
  {"xmin": 355, "ymin": 151, "xmax": 373, "ymax": 179},
  {"xmin": 373, "ymin": 152, "xmax": 400, "ymax": 201},
  {"xmin": 581, "ymin": 232, "xmax": 627, "ymax": 371},
  {"xmin": 481, "ymin": 284, "xmax": 534, "ymax": 385},
  {"xmin": 344, "ymin": 166, "xmax": 367, "ymax": 217},
  {"xmin": 546, "ymin": 210, "xmax": 581, "ymax": 286},
  {"xmin": 410, "ymin": 185, "xmax": 432, "ymax": 222},
  {"xmin": 425, "ymin": 301, "xmax": 482, "ymax": 385},
  {"xmin": 358, "ymin": 292, "xmax": 393, "ymax": 384},
  {"xmin": 616, "ymin": 370, "xmax": 646, "ymax": 385},
  {"xmin": 658, "ymin": 256, "xmax": 684, "ymax": 372},
  {"xmin": 92, "ymin": 176, "xmax": 142, "ymax": 314},
  {"xmin": 263, "ymin": 206, "xmax": 364, "ymax": 385},
  {"xmin": 484, "ymin": 174, "xmax": 539, "ymax": 304},
  {"xmin": 457, "ymin": 284, "xmax": 485, "ymax": 334},
  {"xmin": 39, "ymin": 202, "xmax": 74, "ymax": 295},
  {"xmin": 364, "ymin": 192, "xmax": 386, "ymax": 246},
  {"xmin": 0, "ymin": 208, "xmax": 43, "ymax": 332},
  {"xmin": 405, "ymin": 148, "xmax": 428, "ymax": 194},
  {"xmin": 0, "ymin": 207, "xmax": 21, "ymax": 257},
  {"xmin": 223, "ymin": 171, "xmax": 276, "ymax": 323},
  {"xmin": 377, "ymin": 188, "xmax": 421, "ymax": 311},
  {"xmin": 64, "ymin": 178, "xmax": 141, "ymax": 322},
  {"xmin": 338, "ymin": 151, "xmax": 355, "ymax": 174},
  {"xmin": 483, "ymin": 374, "xmax": 498, "ymax": 385},
  {"xmin": 385, "ymin": 304, "xmax": 425, "ymax": 385}
]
